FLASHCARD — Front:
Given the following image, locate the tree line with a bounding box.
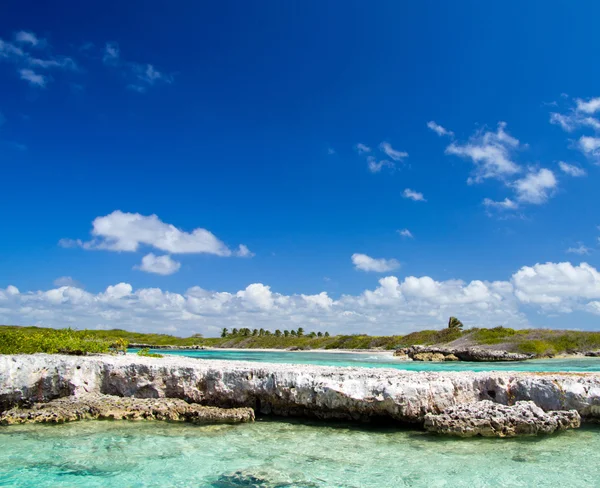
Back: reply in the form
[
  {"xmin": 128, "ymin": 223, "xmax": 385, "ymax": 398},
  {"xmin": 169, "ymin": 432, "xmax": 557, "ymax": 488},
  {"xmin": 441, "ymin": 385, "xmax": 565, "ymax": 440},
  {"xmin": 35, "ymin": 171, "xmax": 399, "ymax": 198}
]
[{"xmin": 221, "ymin": 327, "xmax": 330, "ymax": 338}]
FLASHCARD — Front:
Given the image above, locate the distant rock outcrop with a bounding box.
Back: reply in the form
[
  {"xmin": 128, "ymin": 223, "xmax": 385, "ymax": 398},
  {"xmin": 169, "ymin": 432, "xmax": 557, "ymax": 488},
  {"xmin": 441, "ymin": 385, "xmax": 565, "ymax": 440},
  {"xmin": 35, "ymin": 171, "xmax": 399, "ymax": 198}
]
[
  {"xmin": 395, "ymin": 345, "xmax": 533, "ymax": 362},
  {"xmin": 424, "ymin": 400, "xmax": 580, "ymax": 437}
]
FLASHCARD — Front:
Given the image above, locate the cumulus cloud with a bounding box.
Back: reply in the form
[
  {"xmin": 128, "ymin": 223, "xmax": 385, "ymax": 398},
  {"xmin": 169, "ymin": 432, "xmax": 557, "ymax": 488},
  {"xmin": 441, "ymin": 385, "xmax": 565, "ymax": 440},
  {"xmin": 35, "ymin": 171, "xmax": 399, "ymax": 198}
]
[
  {"xmin": 427, "ymin": 121, "xmax": 454, "ymax": 137},
  {"xmin": 379, "ymin": 142, "xmax": 408, "ymax": 161},
  {"xmin": 6, "ymin": 260, "xmax": 600, "ymax": 335},
  {"xmin": 512, "ymin": 168, "xmax": 557, "ymax": 204},
  {"xmin": 397, "ymin": 229, "xmax": 413, "ymax": 238},
  {"xmin": 352, "ymin": 253, "xmax": 400, "ymax": 272},
  {"xmin": 60, "ymin": 210, "xmax": 251, "ymax": 257},
  {"xmin": 136, "ymin": 253, "xmax": 181, "ymax": 275},
  {"xmin": 402, "ymin": 188, "xmax": 426, "ymax": 201},
  {"xmin": 445, "ymin": 122, "xmax": 521, "ymax": 184},
  {"xmin": 578, "ymin": 136, "xmax": 600, "ymax": 161},
  {"xmin": 512, "ymin": 262, "xmax": 600, "ymax": 310},
  {"xmin": 15, "ymin": 31, "xmax": 41, "ymax": 47},
  {"xmin": 576, "ymin": 97, "xmax": 600, "ymax": 114},
  {"xmin": 559, "ymin": 161, "xmax": 586, "ymax": 177}
]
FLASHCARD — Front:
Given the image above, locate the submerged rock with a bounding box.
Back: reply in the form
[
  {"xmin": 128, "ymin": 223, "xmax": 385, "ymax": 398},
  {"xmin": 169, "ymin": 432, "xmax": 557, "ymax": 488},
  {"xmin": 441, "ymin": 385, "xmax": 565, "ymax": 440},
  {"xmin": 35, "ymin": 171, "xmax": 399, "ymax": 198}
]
[
  {"xmin": 424, "ymin": 400, "xmax": 580, "ymax": 437},
  {"xmin": 0, "ymin": 393, "xmax": 254, "ymax": 425},
  {"xmin": 396, "ymin": 345, "xmax": 533, "ymax": 362}
]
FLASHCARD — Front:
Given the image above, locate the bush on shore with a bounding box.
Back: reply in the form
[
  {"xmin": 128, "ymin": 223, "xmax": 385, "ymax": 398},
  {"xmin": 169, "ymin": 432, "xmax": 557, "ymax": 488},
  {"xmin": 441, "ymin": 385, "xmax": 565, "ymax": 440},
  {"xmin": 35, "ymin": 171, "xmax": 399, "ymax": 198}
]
[{"xmin": 0, "ymin": 327, "xmax": 116, "ymax": 355}]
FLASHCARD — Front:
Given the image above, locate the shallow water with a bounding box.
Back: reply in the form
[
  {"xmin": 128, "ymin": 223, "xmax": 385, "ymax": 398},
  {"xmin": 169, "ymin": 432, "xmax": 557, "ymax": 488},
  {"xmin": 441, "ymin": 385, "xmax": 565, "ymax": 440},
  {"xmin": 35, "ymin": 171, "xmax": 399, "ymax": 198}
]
[
  {"xmin": 140, "ymin": 348, "xmax": 600, "ymax": 372},
  {"xmin": 1, "ymin": 419, "xmax": 599, "ymax": 487}
]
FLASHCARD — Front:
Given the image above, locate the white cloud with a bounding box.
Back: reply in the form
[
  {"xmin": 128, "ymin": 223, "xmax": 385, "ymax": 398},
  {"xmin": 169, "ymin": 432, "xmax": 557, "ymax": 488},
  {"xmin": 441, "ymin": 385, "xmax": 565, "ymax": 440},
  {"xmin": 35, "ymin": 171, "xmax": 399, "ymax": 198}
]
[
  {"xmin": 576, "ymin": 97, "xmax": 600, "ymax": 114},
  {"xmin": 136, "ymin": 253, "xmax": 181, "ymax": 275},
  {"xmin": 19, "ymin": 69, "xmax": 46, "ymax": 87},
  {"xmin": 566, "ymin": 244, "xmax": 591, "ymax": 256},
  {"xmin": 445, "ymin": 122, "xmax": 521, "ymax": 183},
  {"xmin": 103, "ymin": 42, "xmax": 120, "ymax": 64},
  {"xmin": 559, "ymin": 161, "xmax": 586, "ymax": 177},
  {"xmin": 512, "ymin": 168, "xmax": 557, "ymax": 204},
  {"xmin": 483, "ymin": 197, "xmax": 518, "ymax": 210},
  {"xmin": 402, "ymin": 188, "xmax": 426, "ymax": 201},
  {"xmin": 367, "ymin": 156, "xmax": 393, "ymax": 173},
  {"xmin": 379, "ymin": 142, "xmax": 408, "ymax": 161},
  {"xmin": 61, "ymin": 210, "xmax": 251, "ymax": 257},
  {"xmin": 301, "ymin": 292, "xmax": 333, "ymax": 309},
  {"xmin": 102, "ymin": 42, "xmax": 173, "ymax": 92},
  {"xmin": 355, "ymin": 143, "xmax": 371, "ymax": 154},
  {"xmin": 7, "ymin": 260, "xmax": 600, "ymax": 334},
  {"xmin": 15, "ymin": 31, "xmax": 41, "ymax": 47},
  {"xmin": 397, "ymin": 229, "xmax": 413, "ymax": 238},
  {"xmin": 236, "ymin": 244, "xmax": 255, "ymax": 258},
  {"xmin": 236, "ymin": 283, "xmax": 274, "ymax": 310},
  {"xmin": 53, "ymin": 276, "xmax": 83, "ymax": 288},
  {"xmin": 427, "ymin": 121, "xmax": 454, "ymax": 137},
  {"xmin": 352, "ymin": 253, "xmax": 400, "ymax": 272},
  {"xmin": 578, "ymin": 136, "xmax": 600, "ymax": 161},
  {"xmin": 512, "ymin": 262, "xmax": 600, "ymax": 309}
]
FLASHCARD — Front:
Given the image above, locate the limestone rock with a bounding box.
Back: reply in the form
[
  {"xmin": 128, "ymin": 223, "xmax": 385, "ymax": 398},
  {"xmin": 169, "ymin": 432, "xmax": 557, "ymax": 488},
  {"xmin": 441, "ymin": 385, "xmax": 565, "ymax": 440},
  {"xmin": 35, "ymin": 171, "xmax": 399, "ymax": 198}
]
[
  {"xmin": 424, "ymin": 400, "xmax": 581, "ymax": 437},
  {"xmin": 1, "ymin": 354, "xmax": 600, "ymax": 423},
  {"xmin": 0, "ymin": 393, "xmax": 254, "ymax": 425},
  {"xmin": 395, "ymin": 345, "xmax": 533, "ymax": 362}
]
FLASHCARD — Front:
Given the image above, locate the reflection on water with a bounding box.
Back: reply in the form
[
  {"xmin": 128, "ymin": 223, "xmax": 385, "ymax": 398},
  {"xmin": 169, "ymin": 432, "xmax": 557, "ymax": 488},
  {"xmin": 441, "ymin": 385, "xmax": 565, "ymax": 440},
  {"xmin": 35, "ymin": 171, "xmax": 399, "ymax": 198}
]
[
  {"xmin": 1, "ymin": 419, "xmax": 599, "ymax": 487},
  {"xmin": 140, "ymin": 348, "xmax": 600, "ymax": 372}
]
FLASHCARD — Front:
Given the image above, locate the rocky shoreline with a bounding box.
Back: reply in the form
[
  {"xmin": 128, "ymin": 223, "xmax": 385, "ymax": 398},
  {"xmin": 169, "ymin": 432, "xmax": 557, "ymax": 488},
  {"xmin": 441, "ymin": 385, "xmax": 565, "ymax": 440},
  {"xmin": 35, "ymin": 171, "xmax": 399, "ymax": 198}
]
[
  {"xmin": 395, "ymin": 345, "xmax": 534, "ymax": 362},
  {"xmin": 1, "ymin": 354, "xmax": 599, "ymax": 436}
]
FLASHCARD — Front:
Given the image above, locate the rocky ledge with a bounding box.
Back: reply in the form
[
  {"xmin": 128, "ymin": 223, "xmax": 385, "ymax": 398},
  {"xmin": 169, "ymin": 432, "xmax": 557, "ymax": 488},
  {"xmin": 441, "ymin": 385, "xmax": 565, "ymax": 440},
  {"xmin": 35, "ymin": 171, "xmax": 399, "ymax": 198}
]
[
  {"xmin": 395, "ymin": 345, "xmax": 533, "ymax": 362},
  {"xmin": 0, "ymin": 393, "xmax": 254, "ymax": 425},
  {"xmin": 424, "ymin": 400, "xmax": 580, "ymax": 437},
  {"xmin": 1, "ymin": 354, "xmax": 599, "ymax": 429}
]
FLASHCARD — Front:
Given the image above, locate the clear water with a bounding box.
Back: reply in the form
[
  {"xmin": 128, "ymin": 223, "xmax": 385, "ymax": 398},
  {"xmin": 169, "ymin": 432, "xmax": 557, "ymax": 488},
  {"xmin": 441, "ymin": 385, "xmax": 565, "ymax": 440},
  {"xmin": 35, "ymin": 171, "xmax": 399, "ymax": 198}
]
[
  {"xmin": 1, "ymin": 419, "xmax": 598, "ymax": 487},
  {"xmin": 137, "ymin": 349, "xmax": 600, "ymax": 372}
]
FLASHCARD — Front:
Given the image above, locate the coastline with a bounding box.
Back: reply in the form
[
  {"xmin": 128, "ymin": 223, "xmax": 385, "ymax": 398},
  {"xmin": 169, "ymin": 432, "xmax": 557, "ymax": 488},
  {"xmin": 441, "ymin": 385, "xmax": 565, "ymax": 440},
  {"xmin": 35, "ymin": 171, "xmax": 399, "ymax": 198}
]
[{"xmin": 3, "ymin": 353, "xmax": 600, "ymax": 425}]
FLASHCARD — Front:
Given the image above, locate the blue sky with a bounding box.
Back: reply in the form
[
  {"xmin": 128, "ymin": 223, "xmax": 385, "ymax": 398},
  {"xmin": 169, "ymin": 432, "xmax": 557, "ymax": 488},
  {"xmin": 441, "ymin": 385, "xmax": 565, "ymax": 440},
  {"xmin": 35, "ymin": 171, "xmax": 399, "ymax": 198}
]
[{"xmin": 2, "ymin": 1, "xmax": 600, "ymax": 336}]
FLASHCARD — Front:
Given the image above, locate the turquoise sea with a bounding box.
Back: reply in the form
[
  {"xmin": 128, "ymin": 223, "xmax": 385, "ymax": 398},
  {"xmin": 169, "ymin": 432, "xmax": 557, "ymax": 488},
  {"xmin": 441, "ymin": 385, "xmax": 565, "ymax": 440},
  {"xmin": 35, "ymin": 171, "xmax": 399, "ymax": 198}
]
[
  {"xmin": 1, "ymin": 419, "xmax": 599, "ymax": 487},
  {"xmin": 140, "ymin": 348, "xmax": 600, "ymax": 372},
  {"xmin": 4, "ymin": 351, "xmax": 600, "ymax": 487}
]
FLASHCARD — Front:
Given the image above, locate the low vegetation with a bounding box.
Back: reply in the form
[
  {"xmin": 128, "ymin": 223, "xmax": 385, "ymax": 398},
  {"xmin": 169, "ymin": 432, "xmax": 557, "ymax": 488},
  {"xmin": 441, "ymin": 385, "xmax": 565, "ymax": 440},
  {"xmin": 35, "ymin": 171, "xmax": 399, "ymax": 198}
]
[
  {"xmin": 136, "ymin": 347, "xmax": 163, "ymax": 358},
  {"xmin": 3, "ymin": 323, "xmax": 600, "ymax": 357}
]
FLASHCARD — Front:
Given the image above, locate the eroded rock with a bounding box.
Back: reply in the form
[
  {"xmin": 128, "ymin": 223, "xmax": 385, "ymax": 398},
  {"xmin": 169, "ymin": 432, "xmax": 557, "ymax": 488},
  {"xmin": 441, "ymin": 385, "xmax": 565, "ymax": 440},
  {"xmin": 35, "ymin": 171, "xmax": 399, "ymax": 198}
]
[
  {"xmin": 1, "ymin": 354, "xmax": 600, "ymax": 423},
  {"xmin": 396, "ymin": 345, "xmax": 533, "ymax": 362},
  {"xmin": 0, "ymin": 393, "xmax": 254, "ymax": 425},
  {"xmin": 424, "ymin": 400, "xmax": 580, "ymax": 437}
]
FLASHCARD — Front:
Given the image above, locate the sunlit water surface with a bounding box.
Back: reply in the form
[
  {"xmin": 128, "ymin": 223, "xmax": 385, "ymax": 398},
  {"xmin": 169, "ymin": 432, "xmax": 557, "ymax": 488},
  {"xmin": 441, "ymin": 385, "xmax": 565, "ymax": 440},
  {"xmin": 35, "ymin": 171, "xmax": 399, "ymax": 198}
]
[
  {"xmin": 1, "ymin": 419, "xmax": 600, "ymax": 487},
  {"xmin": 139, "ymin": 348, "xmax": 600, "ymax": 372}
]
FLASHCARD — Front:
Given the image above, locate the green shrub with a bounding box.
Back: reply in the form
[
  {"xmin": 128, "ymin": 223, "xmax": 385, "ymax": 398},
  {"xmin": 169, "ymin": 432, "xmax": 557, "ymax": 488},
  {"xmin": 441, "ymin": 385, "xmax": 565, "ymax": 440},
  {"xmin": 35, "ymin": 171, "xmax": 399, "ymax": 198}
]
[
  {"xmin": 517, "ymin": 340, "xmax": 556, "ymax": 356},
  {"xmin": 0, "ymin": 327, "xmax": 111, "ymax": 355},
  {"xmin": 136, "ymin": 347, "xmax": 163, "ymax": 358},
  {"xmin": 470, "ymin": 326, "xmax": 518, "ymax": 345}
]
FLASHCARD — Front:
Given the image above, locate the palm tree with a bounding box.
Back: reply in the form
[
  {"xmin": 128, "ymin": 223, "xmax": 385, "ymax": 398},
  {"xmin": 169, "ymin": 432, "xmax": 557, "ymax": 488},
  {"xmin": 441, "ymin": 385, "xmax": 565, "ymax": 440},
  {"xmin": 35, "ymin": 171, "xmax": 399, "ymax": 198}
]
[
  {"xmin": 290, "ymin": 330, "xmax": 297, "ymax": 337},
  {"xmin": 221, "ymin": 328, "xmax": 229, "ymax": 338},
  {"xmin": 297, "ymin": 327, "xmax": 304, "ymax": 337},
  {"xmin": 231, "ymin": 328, "xmax": 239, "ymax": 336},
  {"xmin": 317, "ymin": 332, "xmax": 323, "ymax": 337},
  {"xmin": 259, "ymin": 328, "xmax": 265, "ymax": 336},
  {"xmin": 448, "ymin": 317, "xmax": 464, "ymax": 330},
  {"xmin": 283, "ymin": 330, "xmax": 290, "ymax": 337},
  {"xmin": 324, "ymin": 332, "xmax": 330, "ymax": 337},
  {"xmin": 308, "ymin": 332, "xmax": 316, "ymax": 338},
  {"xmin": 252, "ymin": 329, "xmax": 258, "ymax": 336},
  {"xmin": 275, "ymin": 329, "xmax": 282, "ymax": 337}
]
